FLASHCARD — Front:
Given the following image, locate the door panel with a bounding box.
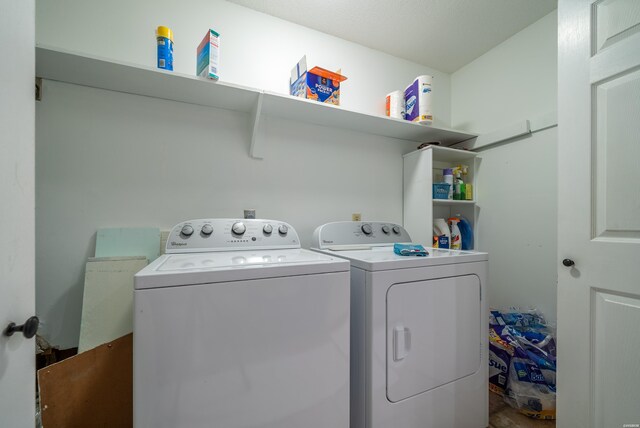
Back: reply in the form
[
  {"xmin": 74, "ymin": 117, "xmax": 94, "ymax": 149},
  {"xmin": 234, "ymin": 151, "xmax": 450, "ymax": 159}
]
[
  {"xmin": 593, "ymin": 292, "xmax": 640, "ymax": 427},
  {"xmin": 594, "ymin": 68, "xmax": 640, "ymax": 239},
  {"xmin": 386, "ymin": 275, "xmax": 480, "ymax": 403},
  {"xmin": 594, "ymin": 0, "xmax": 640, "ymax": 52},
  {"xmin": 558, "ymin": 0, "xmax": 640, "ymax": 426},
  {"xmin": 0, "ymin": 1, "xmax": 36, "ymax": 427}
]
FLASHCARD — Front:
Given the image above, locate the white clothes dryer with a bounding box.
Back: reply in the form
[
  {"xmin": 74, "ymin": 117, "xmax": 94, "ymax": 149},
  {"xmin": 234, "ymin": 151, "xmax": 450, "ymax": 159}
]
[
  {"xmin": 134, "ymin": 219, "xmax": 350, "ymax": 428},
  {"xmin": 311, "ymin": 221, "xmax": 488, "ymax": 428}
]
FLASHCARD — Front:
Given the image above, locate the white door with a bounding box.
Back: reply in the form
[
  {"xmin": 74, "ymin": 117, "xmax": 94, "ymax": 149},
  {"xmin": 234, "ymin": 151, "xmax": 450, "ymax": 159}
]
[
  {"xmin": 557, "ymin": 0, "xmax": 640, "ymax": 427},
  {"xmin": 0, "ymin": 1, "xmax": 36, "ymax": 427}
]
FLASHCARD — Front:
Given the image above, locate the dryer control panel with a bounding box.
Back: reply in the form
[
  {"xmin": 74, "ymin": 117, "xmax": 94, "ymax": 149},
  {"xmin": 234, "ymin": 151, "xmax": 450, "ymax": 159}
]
[
  {"xmin": 312, "ymin": 221, "xmax": 412, "ymax": 250},
  {"xmin": 166, "ymin": 219, "xmax": 300, "ymax": 253}
]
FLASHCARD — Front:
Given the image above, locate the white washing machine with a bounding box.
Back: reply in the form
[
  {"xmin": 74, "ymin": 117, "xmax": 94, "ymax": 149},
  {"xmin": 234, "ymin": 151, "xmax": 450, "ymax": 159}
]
[
  {"xmin": 311, "ymin": 221, "xmax": 488, "ymax": 428},
  {"xmin": 134, "ymin": 219, "xmax": 350, "ymax": 428}
]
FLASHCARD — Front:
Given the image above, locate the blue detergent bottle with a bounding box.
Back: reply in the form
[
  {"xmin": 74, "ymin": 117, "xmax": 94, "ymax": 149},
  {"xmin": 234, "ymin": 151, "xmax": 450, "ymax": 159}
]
[{"xmin": 456, "ymin": 215, "xmax": 474, "ymax": 250}]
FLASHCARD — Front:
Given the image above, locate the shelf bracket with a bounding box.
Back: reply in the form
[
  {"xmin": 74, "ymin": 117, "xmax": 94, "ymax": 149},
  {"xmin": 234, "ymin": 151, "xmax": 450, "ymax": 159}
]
[
  {"xmin": 35, "ymin": 77, "xmax": 42, "ymax": 101},
  {"xmin": 249, "ymin": 92, "xmax": 264, "ymax": 159}
]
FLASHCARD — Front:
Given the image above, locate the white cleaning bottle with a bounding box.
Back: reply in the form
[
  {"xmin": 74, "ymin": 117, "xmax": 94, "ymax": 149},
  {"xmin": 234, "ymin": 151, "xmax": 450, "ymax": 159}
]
[
  {"xmin": 448, "ymin": 217, "xmax": 462, "ymax": 250},
  {"xmin": 433, "ymin": 218, "xmax": 451, "ymax": 248}
]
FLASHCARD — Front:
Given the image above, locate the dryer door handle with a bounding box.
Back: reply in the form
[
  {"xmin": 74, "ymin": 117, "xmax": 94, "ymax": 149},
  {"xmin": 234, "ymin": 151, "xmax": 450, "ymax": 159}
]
[{"xmin": 393, "ymin": 325, "xmax": 411, "ymax": 361}]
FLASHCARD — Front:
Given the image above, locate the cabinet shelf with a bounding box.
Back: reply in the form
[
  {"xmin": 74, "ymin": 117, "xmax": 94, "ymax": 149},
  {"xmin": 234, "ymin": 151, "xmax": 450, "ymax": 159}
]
[
  {"xmin": 432, "ymin": 199, "xmax": 476, "ymax": 205},
  {"xmin": 35, "ymin": 45, "xmax": 477, "ymax": 158},
  {"xmin": 404, "ymin": 146, "xmax": 479, "ymax": 248}
]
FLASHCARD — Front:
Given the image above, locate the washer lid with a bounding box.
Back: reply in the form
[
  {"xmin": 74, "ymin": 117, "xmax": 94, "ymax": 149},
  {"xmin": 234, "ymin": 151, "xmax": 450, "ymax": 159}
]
[
  {"xmin": 135, "ymin": 249, "xmax": 349, "ymax": 289},
  {"xmin": 313, "ymin": 246, "xmax": 488, "ymax": 271}
]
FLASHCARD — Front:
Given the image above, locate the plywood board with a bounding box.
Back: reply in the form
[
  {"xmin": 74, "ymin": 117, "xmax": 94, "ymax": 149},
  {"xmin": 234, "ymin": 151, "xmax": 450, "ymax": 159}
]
[
  {"xmin": 38, "ymin": 333, "xmax": 133, "ymax": 428},
  {"xmin": 78, "ymin": 257, "xmax": 147, "ymax": 353},
  {"xmin": 95, "ymin": 227, "xmax": 160, "ymax": 262}
]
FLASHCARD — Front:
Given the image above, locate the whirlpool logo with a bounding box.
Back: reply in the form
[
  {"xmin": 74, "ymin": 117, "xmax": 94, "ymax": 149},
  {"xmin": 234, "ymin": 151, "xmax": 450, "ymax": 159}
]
[{"xmin": 170, "ymin": 241, "xmax": 187, "ymax": 246}]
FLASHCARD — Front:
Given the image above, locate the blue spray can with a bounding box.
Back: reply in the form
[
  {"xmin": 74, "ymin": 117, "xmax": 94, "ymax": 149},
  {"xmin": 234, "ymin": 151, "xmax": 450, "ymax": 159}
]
[{"xmin": 156, "ymin": 26, "xmax": 174, "ymax": 71}]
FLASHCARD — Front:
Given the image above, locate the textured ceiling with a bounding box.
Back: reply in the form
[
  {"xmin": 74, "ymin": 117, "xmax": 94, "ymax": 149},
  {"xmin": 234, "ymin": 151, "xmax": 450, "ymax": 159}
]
[{"xmin": 226, "ymin": 0, "xmax": 557, "ymax": 73}]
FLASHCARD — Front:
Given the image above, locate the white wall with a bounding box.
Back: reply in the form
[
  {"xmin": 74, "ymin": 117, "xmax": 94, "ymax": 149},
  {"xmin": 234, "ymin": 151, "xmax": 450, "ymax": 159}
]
[
  {"xmin": 36, "ymin": 0, "xmax": 451, "ymax": 127},
  {"xmin": 35, "ymin": 0, "xmax": 450, "ymax": 348},
  {"xmin": 36, "ymin": 81, "xmax": 416, "ymax": 348},
  {"xmin": 451, "ymin": 11, "xmax": 558, "ymax": 322},
  {"xmin": 451, "ymin": 11, "xmax": 557, "ymax": 133}
]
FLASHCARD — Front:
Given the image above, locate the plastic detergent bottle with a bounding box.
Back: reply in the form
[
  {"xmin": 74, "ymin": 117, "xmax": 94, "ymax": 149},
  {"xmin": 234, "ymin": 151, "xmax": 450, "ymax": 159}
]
[
  {"xmin": 462, "ymin": 166, "xmax": 473, "ymax": 200},
  {"xmin": 453, "ymin": 165, "xmax": 468, "ymax": 201},
  {"xmin": 448, "ymin": 217, "xmax": 462, "ymax": 250},
  {"xmin": 156, "ymin": 26, "xmax": 174, "ymax": 71},
  {"xmin": 443, "ymin": 168, "xmax": 454, "ymax": 199},
  {"xmin": 456, "ymin": 215, "xmax": 474, "ymax": 250},
  {"xmin": 433, "ymin": 218, "xmax": 450, "ymax": 249}
]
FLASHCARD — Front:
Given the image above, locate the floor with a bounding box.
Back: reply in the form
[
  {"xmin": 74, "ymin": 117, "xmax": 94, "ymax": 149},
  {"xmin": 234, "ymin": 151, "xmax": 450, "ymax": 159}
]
[{"xmin": 489, "ymin": 392, "xmax": 556, "ymax": 428}]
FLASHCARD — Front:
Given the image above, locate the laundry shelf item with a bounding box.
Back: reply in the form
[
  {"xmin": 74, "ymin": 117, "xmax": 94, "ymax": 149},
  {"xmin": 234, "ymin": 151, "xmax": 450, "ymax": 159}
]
[
  {"xmin": 432, "ymin": 199, "xmax": 476, "ymax": 205},
  {"xmin": 36, "ymin": 45, "xmax": 477, "ymax": 158}
]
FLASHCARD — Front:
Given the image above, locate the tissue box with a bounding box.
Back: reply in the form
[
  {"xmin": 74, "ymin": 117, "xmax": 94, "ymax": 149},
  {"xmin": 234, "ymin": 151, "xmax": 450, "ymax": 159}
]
[
  {"xmin": 290, "ymin": 56, "xmax": 347, "ymax": 105},
  {"xmin": 197, "ymin": 29, "xmax": 220, "ymax": 80}
]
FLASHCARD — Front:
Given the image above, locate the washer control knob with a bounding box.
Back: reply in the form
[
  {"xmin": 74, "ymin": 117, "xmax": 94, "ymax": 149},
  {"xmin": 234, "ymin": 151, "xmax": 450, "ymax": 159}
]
[
  {"xmin": 361, "ymin": 224, "xmax": 373, "ymax": 235},
  {"xmin": 381, "ymin": 225, "xmax": 390, "ymax": 234},
  {"xmin": 201, "ymin": 224, "xmax": 213, "ymax": 235},
  {"xmin": 181, "ymin": 225, "xmax": 194, "ymax": 236},
  {"xmin": 263, "ymin": 224, "xmax": 273, "ymax": 235},
  {"xmin": 232, "ymin": 222, "xmax": 246, "ymax": 235},
  {"xmin": 392, "ymin": 226, "xmax": 401, "ymax": 234},
  {"xmin": 278, "ymin": 224, "xmax": 288, "ymax": 235}
]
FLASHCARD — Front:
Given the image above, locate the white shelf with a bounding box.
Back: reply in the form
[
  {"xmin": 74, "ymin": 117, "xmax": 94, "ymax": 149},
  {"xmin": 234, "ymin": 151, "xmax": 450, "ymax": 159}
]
[
  {"xmin": 36, "ymin": 46, "xmax": 477, "ymax": 158},
  {"xmin": 404, "ymin": 144, "xmax": 478, "ymax": 162},
  {"xmin": 262, "ymin": 91, "xmax": 476, "ymax": 145},
  {"xmin": 36, "ymin": 45, "xmax": 261, "ymax": 113},
  {"xmin": 432, "ymin": 199, "xmax": 476, "ymax": 205},
  {"xmin": 404, "ymin": 145, "xmax": 478, "ymax": 247}
]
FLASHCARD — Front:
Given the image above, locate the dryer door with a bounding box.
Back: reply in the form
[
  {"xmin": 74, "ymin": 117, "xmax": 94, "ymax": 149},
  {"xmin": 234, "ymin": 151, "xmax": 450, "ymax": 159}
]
[{"xmin": 386, "ymin": 275, "xmax": 481, "ymax": 402}]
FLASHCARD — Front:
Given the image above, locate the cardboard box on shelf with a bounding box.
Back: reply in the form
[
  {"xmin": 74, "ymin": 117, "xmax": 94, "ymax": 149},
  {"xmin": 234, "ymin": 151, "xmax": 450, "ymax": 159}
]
[
  {"xmin": 197, "ymin": 29, "xmax": 220, "ymax": 80},
  {"xmin": 290, "ymin": 55, "xmax": 347, "ymax": 105}
]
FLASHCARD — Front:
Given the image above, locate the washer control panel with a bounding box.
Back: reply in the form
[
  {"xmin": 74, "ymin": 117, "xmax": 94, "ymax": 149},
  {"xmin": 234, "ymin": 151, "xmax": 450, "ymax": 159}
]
[
  {"xmin": 312, "ymin": 221, "xmax": 412, "ymax": 249},
  {"xmin": 166, "ymin": 219, "xmax": 300, "ymax": 253}
]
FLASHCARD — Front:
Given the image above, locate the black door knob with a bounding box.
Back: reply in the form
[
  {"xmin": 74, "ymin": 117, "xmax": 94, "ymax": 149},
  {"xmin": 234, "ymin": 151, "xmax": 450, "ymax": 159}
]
[
  {"xmin": 4, "ymin": 316, "xmax": 39, "ymax": 339},
  {"xmin": 562, "ymin": 259, "xmax": 575, "ymax": 267}
]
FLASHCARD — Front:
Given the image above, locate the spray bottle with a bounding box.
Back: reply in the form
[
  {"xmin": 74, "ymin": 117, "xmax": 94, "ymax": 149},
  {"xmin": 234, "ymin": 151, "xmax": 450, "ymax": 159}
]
[
  {"xmin": 452, "ymin": 166, "xmax": 465, "ymax": 200},
  {"xmin": 462, "ymin": 165, "xmax": 472, "ymax": 200},
  {"xmin": 448, "ymin": 217, "xmax": 462, "ymax": 250}
]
